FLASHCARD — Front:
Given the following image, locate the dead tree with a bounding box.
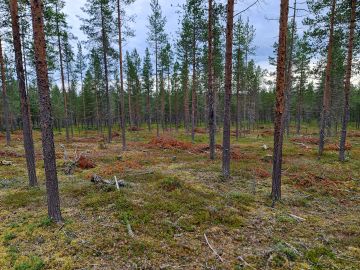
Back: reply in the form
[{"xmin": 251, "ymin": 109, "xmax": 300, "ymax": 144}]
[
  {"xmin": 271, "ymin": 0, "xmax": 289, "ymax": 202},
  {"xmin": 30, "ymin": 0, "xmax": 62, "ymax": 221},
  {"xmin": 222, "ymin": 0, "xmax": 235, "ymax": 179},
  {"xmin": 10, "ymin": 0, "xmax": 38, "ymax": 187},
  {"xmin": 339, "ymin": 0, "xmax": 356, "ymax": 162}
]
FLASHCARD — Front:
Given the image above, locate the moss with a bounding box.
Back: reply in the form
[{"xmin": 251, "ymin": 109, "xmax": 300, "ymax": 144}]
[
  {"xmin": 14, "ymin": 256, "xmax": 45, "ymax": 270},
  {"xmin": 3, "ymin": 232, "xmax": 17, "ymax": 246},
  {"xmin": 159, "ymin": 177, "xmax": 182, "ymax": 192},
  {"xmin": 2, "ymin": 188, "xmax": 44, "ymax": 208}
]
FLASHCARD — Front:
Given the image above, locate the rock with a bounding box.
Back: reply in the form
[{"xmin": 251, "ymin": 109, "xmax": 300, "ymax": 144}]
[
  {"xmin": 172, "ymin": 156, "xmax": 177, "ymax": 162},
  {"xmin": 1, "ymin": 160, "xmax": 12, "ymax": 166}
]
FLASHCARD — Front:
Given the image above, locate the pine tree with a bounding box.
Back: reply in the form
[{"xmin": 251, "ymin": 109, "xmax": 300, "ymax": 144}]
[
  {"xmin": 339, "ymin": 0, "xmax": 356, "ymax": 161},
  {"xmin": 30, "ymin": 0, "xmax": 62, "ymax": 222},
  {"xmin": 147, "ymin": 0, "xmax": 167, "ymax": 137},
  {"xmin": 10, "ymin": 0, "xmax": 39, "ymax": 187},
  {"xmin": 142, "ymin": 47, "xmax": 153, "ymax": 131},
  {"xmin": 222, "ymin": 0, "xmax": 235, "ymax": 179},
  {"xmin": 271, "ymin": 0, "xmax": 289, "ymax": 203},
  {"xmin": 0, "ymin": 36, "xmax": 11, "ymax": 146},
  {"xmin": 81, "ymin": 0, "xmax": 114, "ymax": 143}
]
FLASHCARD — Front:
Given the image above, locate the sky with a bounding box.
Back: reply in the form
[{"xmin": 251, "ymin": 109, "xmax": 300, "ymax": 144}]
[{"xmin": 63, "ymin": 0, "xmax": 308, "ymax": 73}]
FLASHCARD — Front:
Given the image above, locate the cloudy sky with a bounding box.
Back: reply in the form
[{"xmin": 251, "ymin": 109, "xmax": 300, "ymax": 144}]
[{"xmin": 63, "ymin": 0, "xmax": 307, "ymax": 72}]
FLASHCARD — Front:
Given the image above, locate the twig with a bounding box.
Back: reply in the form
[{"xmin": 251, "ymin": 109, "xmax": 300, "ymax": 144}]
[
  {"xmin": 204, "ymin": 233, "xmax": 224, "ymax": 263},
  {"xmin": 289, "ymin": 213, "xmax": 306, "ymax": 221},
  {"xmin": 114, "ymin": 176, "xmax": 120, "ymax": 190},
  {"xmin": 237, "ymin": 256, "xmax": 256, "ymax": 269}
]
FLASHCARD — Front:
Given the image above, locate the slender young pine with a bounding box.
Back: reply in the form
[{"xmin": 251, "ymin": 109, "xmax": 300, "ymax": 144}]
[
  {"xmin": 0, "ymin": 36, "xmax": 11, "ymax": 146},
  {"xmin": 117, "ymin": 0, "xmax": 127, "ymax": 150},
  {"xmin": 208, "ymin": 0, "xmax": 216, "ymax": 160}
]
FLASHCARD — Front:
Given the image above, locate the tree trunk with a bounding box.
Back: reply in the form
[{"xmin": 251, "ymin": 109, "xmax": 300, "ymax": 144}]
[
  {"xmin": 319, "ymin": 0, "xmax": 336, "ymax": 157},
  {"xmin": 208, "ymin": 0, "xmax": 216, "ymax": 160},
  {"xmin": 30, "ymin": 0, "xmax": 61, "ymax": 221},
  {"xmin": 222, "ymin": 0, "xmax": 235, "ymax": 179},
  {"xmin": 191, "ymin": 15, "xmax": 197, "ymax": 143},
  {"xmin": 160, "ymin": 70, "xmax": 165, "ymax": 131},
  {"xmin": 339, "ymin": 0, "xmax": 356, "ymax": 162},
  {"xmin": 100, "ymin": 2, "xmax": 112, "ymax": 143},
  {"xmin": 117, "ymin": 0, "xmax": 126, "ymax": 150},
  {"xmin": 55, "ymin": 3, "xmax": 69, "ymax": 142},
  {"xmin": 271, "ymin": 0, "xmax": 289, "ymax": 203},
  {"xmin": 10, "ymin": 0, "xmax": 38, "ymax": 187},
  {"xmin": 184, "ymin": 53, "xmax": 190, "ymax": 133},
  {"xmin": 284, "ymin": 0, "xmax": 297, "ymax": 137},
  {"xmin": 0, "ymin": 37, "xmax": 11, "ymax": 146},
  {"xmin": 235, "ymin": 47, "xmax": 241, "ymax": 141},
  {"xmin": 296, "ymin": 65, "xmax": 304, "ymax": 135}
]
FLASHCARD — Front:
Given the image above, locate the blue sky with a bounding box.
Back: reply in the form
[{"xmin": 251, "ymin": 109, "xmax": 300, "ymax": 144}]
[{"xmin": 63, "ymin": 0, "xmax": 308, "ymax": 72}]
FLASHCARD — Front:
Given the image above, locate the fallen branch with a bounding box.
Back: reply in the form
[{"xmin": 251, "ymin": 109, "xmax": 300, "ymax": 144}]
[
  {"xmin": 127, "ymin": 221, "xmax": 135, "ymax": 238},
  {"xmin": 204, "ymin": 233, "xmax": 224, "ymax": 263},
  {"xmin": 289, "ymin": 213, "xmax": 306, "ymax": 221},
  {"xmin": 237, "ymin": 256, "xmax": 256, "ymax": 269}
]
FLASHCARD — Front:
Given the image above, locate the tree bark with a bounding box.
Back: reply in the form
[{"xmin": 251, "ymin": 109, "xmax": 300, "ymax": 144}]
[
  {"xmin": 191, "ymin": 14, "xmax": 197, "ymax": 143},
  {"xmin": 30, "ymin": 0, "xmax": 62, "ymax": 221},
  {"xmin": 208, "ymin": 0, "xmax": 216, "ymax": 160},
  {"xmin": 184, "ymin": 53, "xmax": 190, "ymax": 133},
  {"xmin": 235, "ymin": 47, "xmax": 242, "ymax": 141},
  {"xmin": 117, "ymin": 0, "xmax": 126, "ymax": 150},
  {"xmin": 222, "ymin": 0, "xmax": 235, "ymax": 179},
  {"xmin": 10, "ymin": 0, "xmax": 38, "ymax": 187},
  {"xmin": 271, "ymin": 0, "xmax": 289, "ymax": 203},
  {"xmin": 339, "ymin": 0, "xmax": 356, "ymax": 162},
  {"xmin": 55, "ymin": 2, "xmax": 69, "ymax": 142},
  {"xmin": 319, "ymin": 0, "xmax": 336, "ymax": 157},
  {"xmin": 0, "ymin": 37, "xmax": 11, "ymax": 146},
  {"xmin": 100, "ymin": 2, "xmax": 112, "ymax": 143},
  {"xmin": 284, "ymin": 0, "xmax": 297, "ymax": 137}
]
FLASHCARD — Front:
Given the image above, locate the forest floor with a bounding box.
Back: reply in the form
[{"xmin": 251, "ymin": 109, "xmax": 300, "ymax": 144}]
[{"xmin": 0, "ymin": 125, "xmax": 359, "ymax": 270}]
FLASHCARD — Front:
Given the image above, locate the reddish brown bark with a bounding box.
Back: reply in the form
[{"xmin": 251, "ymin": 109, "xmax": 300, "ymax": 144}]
[
  {"xmin": 319, "ymin": 0, "xmax": 336, "ymax": 157},
  {"xmin": 30, "ymin": 0, "xmax": 62, "ymax": 221},
  {"xmin": 222, "ymin": 0, "xmax": 235, "ymax": 179},
  {"xmin": 271, "ymin": 0, "xmax": 289, "ymax": 202},
  {"xmin": 339, "ymin": 0, "xmax": 356, "ymax": 161},
  {"xmin": 10, "ymin": 0, "xmax": 38, "ymax": 187}
]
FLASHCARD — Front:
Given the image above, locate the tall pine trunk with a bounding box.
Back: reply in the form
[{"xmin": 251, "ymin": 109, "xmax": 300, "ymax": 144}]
[
  {"xmin": 319, "ymin": 0, "xmax": 336, "ymax": 157},
  {"xmin": 55, "ymin": 3, "xmax": 69, "ymax": 143},
  {"xmin": 339, "ymin": 0, "xmax": 356, "ymax": 161},
  {"xmin": 208, "ymin": 0, "xmax": 216, "ymax": 160},
  {"xmin": 271, "ymin": 0, "xmax": 289, "ymax": 203},
  {"xmin": 100, "ymin": 3, "xmax": 112, "ymax": 143},
  {"xmin": 191, "ymin": 16, "xmax": 197, "ymax": 143},
  {"xmin": 284, "ymin": 0, "xmax": 297, "ymax": 137},
  {"xmin": 222, "ymin": 0, "xmax": 235, "ymax": 179},
  {"xmin": 30, "ymin": 0, "xmax": 61, "ymax": 221},
  {"xmin": 0, "ymin": 37, "xmax": 11, "ymax": 146},
  {"xmin": 184, "ymin": 53, "xmax": 190, "ymax": 133},
  {"xmin": 235, "ymin": 48, "xmax": 241, "ymax": 141},
  {"xmin": 117, "ymin": 0, "xmax": 126, "ymax": 150},
  {"xmin": 10, "ymin": 0, "xmax": 38, "ymax": 187}
]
